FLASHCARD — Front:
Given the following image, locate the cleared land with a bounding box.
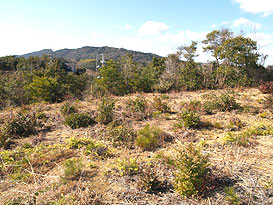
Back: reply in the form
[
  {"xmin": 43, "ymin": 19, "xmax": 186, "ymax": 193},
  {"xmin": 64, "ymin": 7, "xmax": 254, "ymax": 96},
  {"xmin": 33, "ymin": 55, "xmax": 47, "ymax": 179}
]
[{"xmin": 0, "ymin": 88, "xmax": 272, "ymax": 204}]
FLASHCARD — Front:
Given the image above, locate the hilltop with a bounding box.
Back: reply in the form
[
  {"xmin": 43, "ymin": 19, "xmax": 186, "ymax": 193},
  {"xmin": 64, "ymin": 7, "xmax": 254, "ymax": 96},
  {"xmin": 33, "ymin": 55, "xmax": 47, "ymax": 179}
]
[{"xmin": 21, "ymin": 46, "xmax": 160, "ymax": 64}]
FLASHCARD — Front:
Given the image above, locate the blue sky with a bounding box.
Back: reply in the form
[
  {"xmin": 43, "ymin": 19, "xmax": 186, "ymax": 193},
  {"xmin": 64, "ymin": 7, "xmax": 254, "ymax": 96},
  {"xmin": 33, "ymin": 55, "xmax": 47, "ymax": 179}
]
[{"xmin": 1, "ymin": 0, "xmax": 273, "ymax": 65}]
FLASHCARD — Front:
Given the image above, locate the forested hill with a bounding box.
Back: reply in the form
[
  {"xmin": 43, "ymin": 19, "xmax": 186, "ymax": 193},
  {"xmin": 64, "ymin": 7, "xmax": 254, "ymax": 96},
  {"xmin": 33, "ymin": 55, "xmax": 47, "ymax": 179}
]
[{"xmin": 21, "ymin": 46, "xmax": 160, "ymax": 64}]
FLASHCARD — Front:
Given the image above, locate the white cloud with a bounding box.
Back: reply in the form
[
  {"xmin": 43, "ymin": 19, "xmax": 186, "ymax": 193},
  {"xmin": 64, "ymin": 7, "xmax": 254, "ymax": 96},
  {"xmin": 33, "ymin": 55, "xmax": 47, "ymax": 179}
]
[
  {"xmin": 124, "ymin": 24, "xmax": 132, "ymax": 30},
  {"xmin": 248, "ymin": 32, "xmax": 273, "ymax": 47},
  {"xmin": 247, "ymin": 32, "xmax": 273, "ymax": 65},
  {"xmin": 221, "ymin": 21, "xmax": 230, "ymax": 25},
  {"xmin": 138, "ymin": 21, "xmax": 169, "ymax": 37},
  {"xmin": 211, "ymin": 24, "xmax": 217, "ymax": 29},
  {"xmin": 185, "ymin": 30, "xmax": 208, "ymax": 41},
  {"xmin": 232, "ymin": 17, "xmax": 261, "ymax": 29},
  {"xmin": 234, "ymin": 0, "xmax": 273, "ymax": 16},
  {"xmin": 90, "ymin": 32, "xmax": 101, "ymax": 40}
]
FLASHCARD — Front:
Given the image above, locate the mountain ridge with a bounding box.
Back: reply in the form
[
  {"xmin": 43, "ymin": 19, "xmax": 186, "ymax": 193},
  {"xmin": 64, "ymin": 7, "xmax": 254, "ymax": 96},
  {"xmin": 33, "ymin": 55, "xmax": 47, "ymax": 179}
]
[{"xmin": 20, "ymin": 46, "xmax": 161, "ymax": 64}]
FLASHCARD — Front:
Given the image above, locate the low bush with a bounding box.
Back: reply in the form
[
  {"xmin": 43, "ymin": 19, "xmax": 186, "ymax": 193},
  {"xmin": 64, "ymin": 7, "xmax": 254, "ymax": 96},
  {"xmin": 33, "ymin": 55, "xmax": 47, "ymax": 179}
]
[
  {"xmin": 125, "ymin": 96, "xmax": 148, "ymax": 120},
  {"xmin": 224, "ymin": 187, "xmax": 242, "ymax": 204},
  {"xmin": 174, "ymin": 143, "xmax": 210, "ymax": 198},
  {"xmin": 136, "ymin": 124, "xmax": 163, "ymax": 151},
  {"xmin": 203, "ymin": 93, "xmax": 240, "ymax": 114},
  {"xmin": 66, "ymin": 137, "xmax": 111, "ymax": 159},
  {"xmin": 152, "ymin": 96, "xmax": 171, "ymax": 113},
  {"xmin": 62, "ymin": 158, "xmax": 83, "ymax": 181},
  {"xmin": 64, "ymin": 113, "xmax": 96, "ymax": 129},
  {"xmin": 60, "ymin": 102, "xmax": 77, "ymax": 116},
  {"xmin": 244, "ymin": 124, "xmax": 273, "ymax": 136},
  {"xmin": 116, "ymin": 158, "xmax": 139, "ymax": 176},
  {"xmin": 96, "ymin": 97, "xmax": 115, "ymax": 125},
  {"xmin": 66, "ymin": 137, "xmax": 93, "ymax": 149},
  {"xmin": 223, "ymin": 124, "xmax": 273, "ymax": 147},
  {"xmin": 0, "ymin": 111, "xmax": 42, "ymax": 147},
  {"xmin": 178, "ymin": 110, "xmax": 200, "ymax": 129},
  {"xmin": 84, "ymin": 141, "xmax": 111, "ymax": 159},
  {"xmin": 222, "ymin": 132, "xmax": 249, "ymax": 147},
  {"xmin": 258, "ymin": 112, "xmax": 268, "ymax": 118},
  {"xmin": 181, "ymin": 100, "xmax": 202, "ymax": 113},
  {"xmin": 106, "ymin": 124, "xmax": 136, "ymax": 148}
]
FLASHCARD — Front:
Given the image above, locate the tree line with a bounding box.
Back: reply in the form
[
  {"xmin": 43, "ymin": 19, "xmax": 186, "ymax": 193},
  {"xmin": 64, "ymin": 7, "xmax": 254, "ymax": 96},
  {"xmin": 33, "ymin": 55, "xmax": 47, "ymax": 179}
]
[{"xmin": 0, "ymin": 29, "xmax": 272, "ymax": 109}]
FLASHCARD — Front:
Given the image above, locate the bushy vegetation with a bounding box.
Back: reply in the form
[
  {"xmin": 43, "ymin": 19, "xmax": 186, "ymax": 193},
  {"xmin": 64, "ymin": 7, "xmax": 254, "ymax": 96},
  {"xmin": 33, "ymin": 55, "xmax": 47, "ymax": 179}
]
[
  {"xmin": 174, "ymin": 144, "xmax": 210, "ymax": 197},
  {"xmin": 223, "ymin": 132, "xmax": 250, "ymax": 147},
  {"xmin": 136, "ymin": 124, "xmax": 163, "ymax": 151},
  {"xmin": 203, "ymin": 93, "xmax": 240, "ymax": 114},
  {"xmin": 106, "ymin": 124, "xmax": 136, "ymax": 147},
  {"xmin": 66, "ymin": 137, "xmax": 111, "ymax": 159},
  {"xmin": 64, "ymin": 113, "xmax": 96, "ymax": 129},
  {"xmin": 96, "ymin": 97, "xmax": 115, "ymax": 124},
  {"xmin": 125, "ymin": 96, "xmax": 148, "ymax": 120},
  {"xmin": 62, "ymin": 158, "xmax": 83, "ymax": 181},
  {"xmin": 140, "ymin": 163, "xmax": 164, "ymax": 192},
  {"xmin": 0, "ymin": 110, "xmax": 42, "ymax": 147},
  {"xmin": 1, "ymin": 29, "xmax": 273, "ymax": 105},
  {"xmin": 178, "ymin": 110, "xmax": 200, "ymax": 129},
  {"xmin": 223, "ymin": 124, "xmax": 273, "ymax": 147},
  {"xmin": 1, "ymin": 28, "xmax": 273, "ymax": 204},
  {"xmin": 116, "ymin": 158, "xmax": 139, "ymax": 176},
  {"xmin": 60, "ymin": 102, "xmax": 77, "ymax": 116},
  {"xmin": 152, "ymin": 96, "xmax": 171, "ymax": 113},
  {"xmin": 0, "ymin": 55, "xmax": 90, "ymax": 108}
]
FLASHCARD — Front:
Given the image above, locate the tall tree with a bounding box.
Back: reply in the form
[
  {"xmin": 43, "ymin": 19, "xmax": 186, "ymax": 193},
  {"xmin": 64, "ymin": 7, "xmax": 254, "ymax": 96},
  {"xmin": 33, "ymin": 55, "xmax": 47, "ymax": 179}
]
[
  {"xmin": 202, "ymin": 29, "xmax": 233, "ymax": 67},
  {"xmin": 177, "ymin": 41, "xmax": 203, "ymax": 90}
]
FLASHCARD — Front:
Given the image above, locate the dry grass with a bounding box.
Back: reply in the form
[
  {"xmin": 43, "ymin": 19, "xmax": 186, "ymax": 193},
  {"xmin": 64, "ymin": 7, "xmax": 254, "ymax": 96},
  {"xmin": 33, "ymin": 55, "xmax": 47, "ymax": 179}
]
[{"xmin": 0, "ymin": 88, "xmax": 272, "ymax": 204}]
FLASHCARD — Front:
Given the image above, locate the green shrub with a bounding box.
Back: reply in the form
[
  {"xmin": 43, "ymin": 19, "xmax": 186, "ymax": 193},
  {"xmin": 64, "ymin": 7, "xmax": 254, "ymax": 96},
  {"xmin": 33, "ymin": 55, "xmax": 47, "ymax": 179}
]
[
  {"xmin": 181, "ymin": 100, "xmax": 202, "ymax": 113},
  {"xmin": 0, "ymin": 111, "xmax": 41, "ymax": 147},
  {"xmin": 152, "ymin": 96, "xmax": 171, "ymax": 113},
  {"xmin": 223, "ymin": 124, "xmax": 273, "ymax": 147},
  {"xmin": 126, "ymin": 96, "xmax": 146, "ymax": 113},
  {"xmin": 63, "ymin": 158, "xmax": 83, "ymax": 180},
  {"xmin": 244, "ymin": 124, "xmax": 273, "ymax": 136},
  {"xmin": 174, "ymin": 143, "xmax": 210, "ymax": 197},
  {"xmin": 60, "ymin": 102, "xmax": 77, "ymax": 116},
  {"xmin": 66, "ymin": 137, "xmax": 111, "ymax": 159},
  {"xmin": 66, "ymin": 137, "xmax": 93, "ymax": 149},
  {"xmin": 203, "ymin": 93, "xmax": 240, "ymax": 114},
  {"xmin": 84, "ymin": 141, "xmax": 111, "ymax": 159},
  {"xmin": 178, "ymin": 110, "xmax": 200, "ymax": 129},
  {"xmin": 25, "ymin": 76, "xmax": 62, "ymax": 103},
  {"xmin": 96, "ymin": 98, "xmax": 115, "ymax": 125},
  {"xmin": 116, "ymin": 158, "xmax": 139, "ymax": 176},
  {"xmin": 203, "ymin": 100, "xmax": 217, "ymax": 114},
  {"xmin": 106, "ymin": 124, "xmax": 136, "ymax": 147},
  {"xmin": 64, "ymin": 113, "xmax": 95, "ymax": 129},
  {"xmin": 125, "ymin": 96, "xmax": 148, "ymax": 119},
  {"xmin": 224, "ymin": 187, "xmax": 241, "ymax": 204},
  {"xmin": 136, "ymin": 124, "xmax": 163, "ymax": 151},
  {"xmin": 6, "ymin": 111, "xmax": 39, "ymax": 137},
  {"xmin": 223, "ymin": 132, "xmax": 249, "ymax": 147},
  {"xmin": 218, "ymin": 93, "xmax": 240, "ymax": 112},
  {"xmin": 258, "ymin": 111, "xmax": 268, "ymax": 118}
]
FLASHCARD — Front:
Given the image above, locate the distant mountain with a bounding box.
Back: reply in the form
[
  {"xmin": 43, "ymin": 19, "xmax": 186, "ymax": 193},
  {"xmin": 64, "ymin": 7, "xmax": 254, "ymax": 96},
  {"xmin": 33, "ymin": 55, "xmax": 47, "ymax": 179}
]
[{"xmin": 21, "ymin": 46, "xmax": 160, "ymax": 64}]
